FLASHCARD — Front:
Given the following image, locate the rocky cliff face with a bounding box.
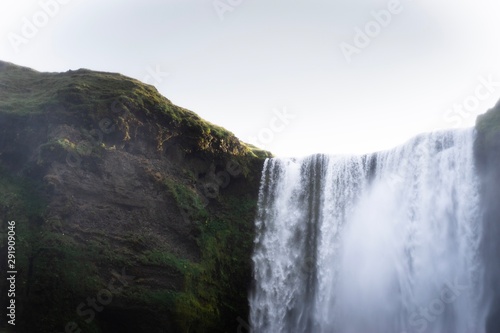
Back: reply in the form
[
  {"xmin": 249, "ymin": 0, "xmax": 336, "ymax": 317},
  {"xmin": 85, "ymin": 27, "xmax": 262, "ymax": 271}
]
[
  {"xmin": 0, "ymin": 61, "xmax": 270, "ymax": 333},
  {"xmin": 475, "ymin": 101, "xmax": 500, "ymax": 333}
]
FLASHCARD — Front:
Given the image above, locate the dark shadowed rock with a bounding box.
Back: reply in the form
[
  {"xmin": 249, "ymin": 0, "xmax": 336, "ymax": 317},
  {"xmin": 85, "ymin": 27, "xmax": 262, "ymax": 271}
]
[{"xmin": 475, "ymin": 100, "xmax": 500, "ymax": 333}]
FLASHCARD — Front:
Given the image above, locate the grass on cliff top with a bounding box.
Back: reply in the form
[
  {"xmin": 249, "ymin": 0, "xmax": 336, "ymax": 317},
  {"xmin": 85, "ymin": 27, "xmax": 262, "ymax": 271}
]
[
  {"xmin": 476, "ymin": 101, "xmax": 500, "ymax": 140},
  {"xmin": 0, "ymin": 60, "xmax": 272, "ymax": 158},
  {"xmin": 0, "ymin": 61, "xmax": 148, "ymax": 116}
]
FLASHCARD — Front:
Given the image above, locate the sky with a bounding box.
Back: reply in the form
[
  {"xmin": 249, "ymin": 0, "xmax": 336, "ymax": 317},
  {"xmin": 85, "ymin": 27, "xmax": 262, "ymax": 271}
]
[{"xmin": 1, "ymin": 0, "xmax": 500, "ymax": 157}]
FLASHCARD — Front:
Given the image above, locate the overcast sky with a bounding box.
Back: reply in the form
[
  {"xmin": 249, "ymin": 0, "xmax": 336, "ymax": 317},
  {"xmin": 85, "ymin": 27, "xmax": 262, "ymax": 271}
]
[{"xmin": 1, "ymin": 0, "xmax": 500, "ymax": 156}]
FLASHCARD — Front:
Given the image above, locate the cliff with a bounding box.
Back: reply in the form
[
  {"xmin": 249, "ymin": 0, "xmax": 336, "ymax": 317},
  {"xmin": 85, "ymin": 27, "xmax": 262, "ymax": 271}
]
[
  {"xmin": 475, "ymin": 101, "xmax": 500, "ymax": 333},
  {"xmin": 0, "ymin": 61, "xmax": 270, "ymax": 333}
]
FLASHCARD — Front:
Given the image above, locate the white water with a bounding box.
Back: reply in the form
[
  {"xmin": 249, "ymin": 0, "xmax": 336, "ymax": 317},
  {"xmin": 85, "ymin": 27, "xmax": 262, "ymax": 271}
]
[{"xmin": 250, "ymin": 129, "xmax": 486, "ymax": 333}]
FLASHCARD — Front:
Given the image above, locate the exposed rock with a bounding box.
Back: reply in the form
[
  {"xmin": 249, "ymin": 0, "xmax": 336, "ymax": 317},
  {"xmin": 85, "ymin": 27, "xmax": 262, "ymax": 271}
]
[{"xmin": 475, "ymin": 100, "xmax": 500, "ymax": 333}]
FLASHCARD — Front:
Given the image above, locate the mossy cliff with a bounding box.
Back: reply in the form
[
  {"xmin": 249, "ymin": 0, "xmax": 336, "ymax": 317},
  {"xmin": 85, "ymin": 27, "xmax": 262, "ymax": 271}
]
[
  {"xmin": 0, "ymin": 61, "xmax": 271, "ymax": 333},
  {"xmin": 475, "ymin": 101, "xmax": 500, "ymax": 333}
]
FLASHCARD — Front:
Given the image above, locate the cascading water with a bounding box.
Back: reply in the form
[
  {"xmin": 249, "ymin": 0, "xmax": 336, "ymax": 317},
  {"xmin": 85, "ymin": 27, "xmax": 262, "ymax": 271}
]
[{"xmin": 250, "ymin": 129, "xmax": 486, "ymax": 333}]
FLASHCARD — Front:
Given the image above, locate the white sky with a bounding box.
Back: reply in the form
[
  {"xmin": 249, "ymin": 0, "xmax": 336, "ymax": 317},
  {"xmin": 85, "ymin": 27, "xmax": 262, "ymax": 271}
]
[{"xmin": 1, "ymin": 0, "xmax": 500, "ymax": 157}]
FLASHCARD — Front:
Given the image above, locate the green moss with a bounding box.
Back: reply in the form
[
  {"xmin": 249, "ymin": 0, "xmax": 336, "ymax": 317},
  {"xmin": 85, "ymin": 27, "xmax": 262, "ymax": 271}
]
[
  {"xmin": 132, "ymin": 174, "xmax": 259, "ymax": 332},
  {"xmin": 145, "ymin": 250, "xmax": 195, "ymax": 274},
  {"xmin": 0, "ymin": 168, "xmax": 47, "ymax": 224},
  {"xmin": 244, "ymin": 143, "xmax": 273, "ymax": 159},
  {"xmin": 0, "ymin": 166, "xmax": 112, "ymax": 333},
  {"xmin": 30, "ymin": 232, "xmax": 100, "ymax": 295},
  {"xmin": 164, "ymin": 177, "xmax": 209, "ymax": 220},
  {"xmin": 476, "ymin": 103, "xmax": 500, "ymax": 146}
]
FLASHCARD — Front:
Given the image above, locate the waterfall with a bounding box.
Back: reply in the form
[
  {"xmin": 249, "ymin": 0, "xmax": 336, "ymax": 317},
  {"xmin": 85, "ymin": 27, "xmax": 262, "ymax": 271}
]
[{"xmin": 250, "ymin": 129, "xmax": 486, "ymax": 333}]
